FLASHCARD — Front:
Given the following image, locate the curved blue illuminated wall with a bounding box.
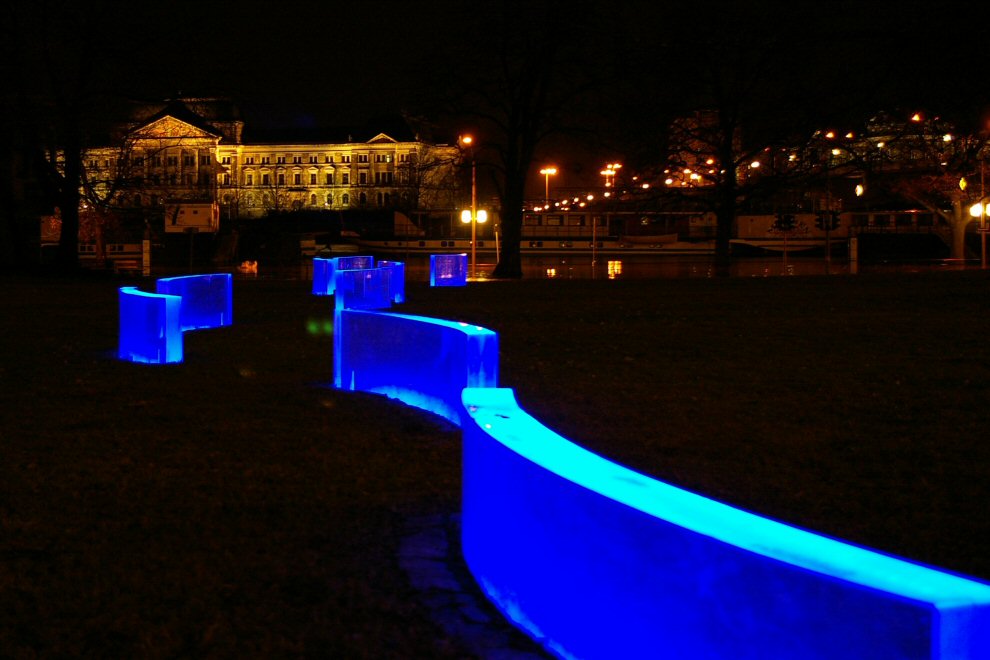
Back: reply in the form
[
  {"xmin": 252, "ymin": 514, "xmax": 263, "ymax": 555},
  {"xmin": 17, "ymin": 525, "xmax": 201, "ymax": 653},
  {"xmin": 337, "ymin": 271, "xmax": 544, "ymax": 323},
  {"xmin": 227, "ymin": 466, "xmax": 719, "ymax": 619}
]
[
  {"xmin": 331, "ymin": 305, "xmax": 990, "ymax": 658},
  {"xmin": 334, "ymin": 309, "xmax": 497, "ymax": 425},
  {"xmin": 460, "ymin": 388, "xmax": 990, "ymax": 659}
]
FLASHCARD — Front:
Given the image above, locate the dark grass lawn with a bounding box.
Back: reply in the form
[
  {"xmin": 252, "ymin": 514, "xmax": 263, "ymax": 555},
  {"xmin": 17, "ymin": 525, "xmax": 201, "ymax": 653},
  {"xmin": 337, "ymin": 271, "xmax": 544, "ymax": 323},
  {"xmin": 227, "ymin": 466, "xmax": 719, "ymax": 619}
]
[{"xmin": 2, "ymin": 268, "xmax": 989, "ymax": 656}]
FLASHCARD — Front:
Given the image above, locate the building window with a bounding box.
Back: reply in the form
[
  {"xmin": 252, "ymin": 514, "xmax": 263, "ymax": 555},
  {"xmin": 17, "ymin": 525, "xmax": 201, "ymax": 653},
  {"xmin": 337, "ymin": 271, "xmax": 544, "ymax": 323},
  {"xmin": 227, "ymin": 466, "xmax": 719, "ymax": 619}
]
[
  {"xmin": 223, "ymin": 174, "xmax": 231, "ymax": 185},
  {"xmin": 310, "ymin": 173, "xmax": 317, "ymax": 185},
  {"xmin": 293, "ymin": 173, "xmax": 301, "ymax": 185},
  {"xmin": 342, "ymin": 155, "xmax": 351, "ymax": 163},
  {"xmin": 277, "ymin": 173, "xmax": 285, "ymax": 186},
  {"xmin": 359, "ymin": 192, "xmax": 367, "ymax": 205},
  {"xmin": 325, "ymin": 172, "xmax": 334, "ymax": 185},
  {"xmin": 183, "ymin": 155, "xmax": 194, "ymax": 166},
  {"xmin": 375, "ymin": 172, "xmax": 393, "ymax": 184},
  {"xmin": 326, "ymin": 155, "xmax": 333, "ymax": 163},
  {"xmin": 246, "ymin": 194, "xmax": 256, "ymax": 206},
  {"xmin": 309, "ymin": 156, "xmax": 318, "ymax": 163},
  {"xmin": 167, "ymin": 156, "xmax": 178, "ymax": 166},
  {"xmin": 246, "ymin": 173, "xmax": 253, "ymax": 186},
  {"xmin": 358, "ymin": 154, "xmax": 369, "ymax": 163},
  {"xmin": 359, "ymin": 172, "xmax": 367, "ymax": 184},
  {"xmin": 133, "ymin": 156, "xmax": 144, "ymax": 166},
  {"xmin": 261, "ymin": 157, "xmax": 270, "ymax": 164},
  {"xmin": 262, "ymin": 173, "xmax": 270, "ymax": 186},
  {"xmin": 326, "ymin": 193, "xmax": 333, "ymax": 206},
  {"xmin": 276, "ymin": 156, "xmax": 285, "ymax": 164},
  {"xmin": 342, "ymin": 193, "xmax": 349, "ymax": 205},
  {"xmin": 399, "ymin": 153, "xmax": 409, "ymax": 162},
  {"xmin": 342, "ymin": 173, "xmax": 350, "ymax": 185},
  {"xmin": 245, "ymin": 157, "xmax": 254, "ymax": 165},
  {"xmin": 293, "ymin": 156, "xmax": 301, "ymax": 164},
  {"xmin": 375, "ymin": 154, "xmax": 393, "ymax": 163},
  {"xmin": 310, "ymin": 193, "xmax": 317, "ymax": 205},
  {"xmin": 200, "ymin": 155, "xmax": 211, "ymax": 165},
  {"xmin": 221, "ymin": 156, "xmax": 231, "ymax": 165},
  {"xmin": 154, "ymin": 156, "xmax": 163, "ymax": 166}
]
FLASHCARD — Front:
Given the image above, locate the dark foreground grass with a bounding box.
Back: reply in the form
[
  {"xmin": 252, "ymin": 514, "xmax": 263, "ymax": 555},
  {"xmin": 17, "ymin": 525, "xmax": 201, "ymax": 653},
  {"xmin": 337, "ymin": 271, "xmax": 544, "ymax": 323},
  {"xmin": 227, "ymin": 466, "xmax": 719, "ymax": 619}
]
[{"xmin": 2, "ymin": 269, "xmax": 989, "ymax": 656}]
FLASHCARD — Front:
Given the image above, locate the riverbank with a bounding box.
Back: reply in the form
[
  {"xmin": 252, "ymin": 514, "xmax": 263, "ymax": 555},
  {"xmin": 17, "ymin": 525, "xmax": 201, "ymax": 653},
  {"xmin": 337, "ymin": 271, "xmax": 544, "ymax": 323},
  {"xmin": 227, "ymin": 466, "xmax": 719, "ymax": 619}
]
[{"xmin": 2, "ymin": 269, "xmax": 989, "ymax": 656}]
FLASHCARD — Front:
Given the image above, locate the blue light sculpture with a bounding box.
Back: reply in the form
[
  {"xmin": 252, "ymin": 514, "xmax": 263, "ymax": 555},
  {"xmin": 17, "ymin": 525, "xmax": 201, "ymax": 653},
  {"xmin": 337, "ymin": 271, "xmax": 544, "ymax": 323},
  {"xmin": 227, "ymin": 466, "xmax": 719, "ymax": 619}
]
[
  {"xmin": 155, "ymin": 273, "xmax": 232, "ymax": 331},
  {"xmin": 334, "ymin": 310, "xmax": 497, "ymax": 425},
  {"xmin": 378, "ymin": 260, "xmax": 406, "ymax": 303},
  {"xmin": 430, "ymin": 253, "xmax": 467, "ymax": 287},
  {"xmin": 312, "ymin": 257, "xmax": 334, "ymax": 296},
  {"xmin": 460, "ymin": 387, "xmax": 990, "ymax": 660},
  {"xmin": 312, "ymin": 255, "xmax": 375, "ymax": 296},
  {"xmin": 118, "ymin": 286, "xmax": 183, "ymax": 364},
  {"xmin": 333, "ymin": 267, "xmax": 393, "ymax": 312}
]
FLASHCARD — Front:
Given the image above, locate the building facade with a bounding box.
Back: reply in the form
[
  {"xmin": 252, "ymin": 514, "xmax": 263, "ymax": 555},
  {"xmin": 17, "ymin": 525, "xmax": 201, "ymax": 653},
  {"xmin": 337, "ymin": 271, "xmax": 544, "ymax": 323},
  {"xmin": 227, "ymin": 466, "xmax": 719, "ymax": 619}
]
[{"xmin": 78, "ymin": 98, "xmax": 461, "ymax": 230}]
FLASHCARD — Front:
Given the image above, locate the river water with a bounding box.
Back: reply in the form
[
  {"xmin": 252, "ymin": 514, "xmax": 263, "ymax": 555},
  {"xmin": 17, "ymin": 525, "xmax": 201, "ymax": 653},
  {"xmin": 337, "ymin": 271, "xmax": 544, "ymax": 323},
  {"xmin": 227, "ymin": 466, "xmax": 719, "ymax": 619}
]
[{"xmin": 241, "ymin": 254, "xmax": 980, "ymax": 283}]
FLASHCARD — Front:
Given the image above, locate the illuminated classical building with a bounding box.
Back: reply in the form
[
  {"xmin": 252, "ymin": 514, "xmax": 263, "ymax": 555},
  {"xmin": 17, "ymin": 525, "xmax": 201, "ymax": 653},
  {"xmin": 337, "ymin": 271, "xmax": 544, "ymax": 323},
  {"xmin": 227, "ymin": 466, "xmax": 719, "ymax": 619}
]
[{"xmin": 78, "ymin": 98, "xmax": 461, "ymax": 231}]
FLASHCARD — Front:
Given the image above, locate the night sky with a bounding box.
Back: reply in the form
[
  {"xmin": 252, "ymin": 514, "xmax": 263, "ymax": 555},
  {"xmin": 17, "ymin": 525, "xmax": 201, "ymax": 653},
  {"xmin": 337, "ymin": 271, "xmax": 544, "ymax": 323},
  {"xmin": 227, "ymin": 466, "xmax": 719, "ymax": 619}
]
[{"xmin": 6, "ymin": 0, "xmax": 988, "ymax": 192}]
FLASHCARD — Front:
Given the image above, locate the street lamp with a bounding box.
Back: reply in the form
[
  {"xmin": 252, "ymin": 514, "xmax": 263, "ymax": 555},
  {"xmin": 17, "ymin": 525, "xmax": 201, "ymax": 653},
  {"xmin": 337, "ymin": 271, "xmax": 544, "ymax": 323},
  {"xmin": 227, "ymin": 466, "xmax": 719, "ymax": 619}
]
[
  {"xmin": 459, "ymin": 135, "xmax": 486, "ymax": 278},
  {"xmin": 539, "ymin": 166, "xmax": 557, "ymax": 204},
  {"xmin": 969, "ymin": 201, "xmax": 988, "ymax": 269}
]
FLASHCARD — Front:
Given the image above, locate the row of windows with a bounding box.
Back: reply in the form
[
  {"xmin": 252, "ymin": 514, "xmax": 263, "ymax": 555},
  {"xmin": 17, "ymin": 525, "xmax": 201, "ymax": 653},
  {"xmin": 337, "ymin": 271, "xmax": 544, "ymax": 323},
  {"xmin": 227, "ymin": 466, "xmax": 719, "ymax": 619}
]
[
  {"xmin": 231, "ymin": 171, "xmax": 397, "ymax": 186},
  {"xmin": 224, "ymin": 191, "xmax": 399, "ymax": 208},
  {"xmin": 236, "ymin": 153, "xmax": 411, "ymax": 165},
  {"xmin": 87, "ymin": 154, "xmax": 213, "ymax": 169}
]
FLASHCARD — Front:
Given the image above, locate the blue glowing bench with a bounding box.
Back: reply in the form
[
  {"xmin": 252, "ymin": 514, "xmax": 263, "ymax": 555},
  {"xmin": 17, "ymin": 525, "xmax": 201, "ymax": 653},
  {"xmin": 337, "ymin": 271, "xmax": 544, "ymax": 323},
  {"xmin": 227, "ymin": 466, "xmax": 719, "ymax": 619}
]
[
  {"xmin": 334, "ymin": 310, "xmax": 497, "ymax": 425},
  {"xmin": 312, "ymin": 255, "xmax": 375, "ymax": 295},
  {"xmin": 430, "ymin": 253, "xmax": 467, "ymax": 287},
  {"xmin": 333, "ymin": 266, "xmax": 394, "ymax": 312},
  {"xmin": 155, "ymin": 273, "xmax": 232, "ymax": 331},
  {"xmin": 117, "ymin": 286, "xmax": 183, "ymax": 364},
  {"xmin": 459, "ymin": 387, "xmax": 990, "ymax": 660}
]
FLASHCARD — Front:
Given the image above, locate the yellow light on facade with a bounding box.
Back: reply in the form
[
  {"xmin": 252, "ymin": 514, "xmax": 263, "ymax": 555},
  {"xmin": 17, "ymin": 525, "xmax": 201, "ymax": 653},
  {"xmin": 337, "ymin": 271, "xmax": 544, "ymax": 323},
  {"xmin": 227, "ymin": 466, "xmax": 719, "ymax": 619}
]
[
  {"xmin": 855, "ymin": 184, "xmax": 865, "ymax": 197},
  {"xmin": 825, "ymin": 131, "xmax": 835, "ymax": 139},
  {"xmin": 845, "ymin": 132, "xmax": 854, "ymax": 139},
  {"xmin": 960, "ymin": 177, "xmax": 968, "ymax": 191},
  {"xmin": 911, "ymin": 113, "xmax": 922, "ymax": 122},
  {"xmin": 831, "ymin": 148, "xmax": 841, "ymax": 156},
  {"xmin": 943, "ymin": 134, "xmax": 953, "ymax": 142}
]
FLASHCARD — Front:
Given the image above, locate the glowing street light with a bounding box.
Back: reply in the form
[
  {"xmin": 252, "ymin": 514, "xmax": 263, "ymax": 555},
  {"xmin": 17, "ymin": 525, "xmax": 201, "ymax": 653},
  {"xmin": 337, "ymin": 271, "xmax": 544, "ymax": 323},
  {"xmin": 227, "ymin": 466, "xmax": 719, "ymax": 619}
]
[
  {"xmin": 539, "ymin": 166, "xmax": 557, "ymax": 203},
  {"xmin": 599, "ymin": 162, "xmax": 622, "ymax": 189}
]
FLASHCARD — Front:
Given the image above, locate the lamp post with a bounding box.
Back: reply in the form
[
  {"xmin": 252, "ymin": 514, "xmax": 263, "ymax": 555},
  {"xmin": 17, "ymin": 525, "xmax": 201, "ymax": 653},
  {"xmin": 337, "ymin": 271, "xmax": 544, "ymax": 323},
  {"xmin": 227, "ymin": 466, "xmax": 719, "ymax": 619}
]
[
  {"xmin": 459, "ymin": 135, "xmax": 487, "ymax": 278},
  {"xmin": 539, "ymin": 166, "xmax": 557, "ymax": 204},
  {"xmin": 968, "ymin": 201, "xmax": 987, "ymax": 269}
]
